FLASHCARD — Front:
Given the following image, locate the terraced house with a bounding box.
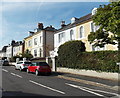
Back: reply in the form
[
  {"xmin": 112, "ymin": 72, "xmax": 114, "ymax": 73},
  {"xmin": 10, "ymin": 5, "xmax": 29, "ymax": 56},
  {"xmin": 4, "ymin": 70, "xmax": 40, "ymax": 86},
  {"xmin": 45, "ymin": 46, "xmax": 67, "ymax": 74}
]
[
  {"xmin": 13, "ymin": 41, "xmax": 24, "ymax": 56},
  {"xmin": 51, "ymin": 8, "xmax": 118, "ymax": 57},
  {"xmin": 24, "ymin": 23, "xmax": 56, "ymax": 58}
]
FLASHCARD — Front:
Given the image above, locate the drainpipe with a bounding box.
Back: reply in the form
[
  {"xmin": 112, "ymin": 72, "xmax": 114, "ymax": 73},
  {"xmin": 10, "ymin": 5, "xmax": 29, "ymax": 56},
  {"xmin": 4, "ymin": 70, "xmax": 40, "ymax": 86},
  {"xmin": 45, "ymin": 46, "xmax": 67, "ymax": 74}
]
[{"xmin": 44, "ymin": 30, "xmax": 46, "ymax": 57}]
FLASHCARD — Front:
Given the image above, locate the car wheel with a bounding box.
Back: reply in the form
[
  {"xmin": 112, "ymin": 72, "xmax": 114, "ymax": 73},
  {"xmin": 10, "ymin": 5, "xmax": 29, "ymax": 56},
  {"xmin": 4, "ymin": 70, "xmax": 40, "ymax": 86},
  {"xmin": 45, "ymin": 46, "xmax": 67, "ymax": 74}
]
[
  {"xmin": 20, "ymin": 67, "xmax": 22, "ymax": 71},
  {"xmin": 27, "ymin": 69, "xmax": 30, "ymax": 73},
  {"xmin": 35, "ymin": 70, "xmax": 39, "ymax": 76}
]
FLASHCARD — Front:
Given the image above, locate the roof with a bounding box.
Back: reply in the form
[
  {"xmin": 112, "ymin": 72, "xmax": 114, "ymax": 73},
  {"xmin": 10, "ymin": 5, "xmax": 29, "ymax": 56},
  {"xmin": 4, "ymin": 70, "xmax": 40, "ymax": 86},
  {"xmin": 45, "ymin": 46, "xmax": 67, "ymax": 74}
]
[
  {"xmin": 24, "ymin": 26, "xmax": 56, "ymax": 40},
  {"xmin": 13, "ymin": 41, "xmax": 23, "ymax": 47},
  {"xmin": 55, "ymin": 13, "xmax": 92, "ymax": 33},
  {"xmin": 0, "ymin": 46, "xmax": 8, "ymax": 52}
]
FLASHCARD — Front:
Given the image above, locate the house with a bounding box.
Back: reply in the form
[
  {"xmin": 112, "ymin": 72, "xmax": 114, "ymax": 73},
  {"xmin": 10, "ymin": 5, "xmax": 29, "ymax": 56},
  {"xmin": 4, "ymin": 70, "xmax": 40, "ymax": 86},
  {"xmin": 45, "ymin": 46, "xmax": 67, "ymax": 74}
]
[
  {"xmin": 13, "ymin": 41, "xmax": 24, "ymax": 56},
  {"xmin": 51, "ymin": 8, "xmax": 118, "ymax": 57},
  {"xmin": 24, "ymin": 23, "xmax": 56, "ymax": 58},
  {"xmin": 6, "ymin": 40, "xmax": 16, "ymax": 59},
  {"xmin": 6, "ymin": 40, "xmax": 24, "ymax": 59},
  {"xmin": 0, "ymin": 46, "xmax": 8, "ymax": 59}
]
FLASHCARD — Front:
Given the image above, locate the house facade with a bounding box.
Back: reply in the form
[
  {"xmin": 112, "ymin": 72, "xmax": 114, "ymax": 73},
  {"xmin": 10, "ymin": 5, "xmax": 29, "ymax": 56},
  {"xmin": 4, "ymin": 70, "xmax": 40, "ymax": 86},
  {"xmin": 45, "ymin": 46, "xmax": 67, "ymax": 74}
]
[
  {"xmin": 13, "ymin": 41, "xmax": 24, "ymax": 56},
  {"xmin": 0, "ymin": 46, "xmax": 8, "ymax": 59},
  {"xmin": 51, "ymin": 9, "xmax": 118, "ymax": 57},
  {"xmin": 24, "ymin": 23, "xmax": 56, "ymax": 58},
  {"xmin": 6, "ymin": 40, "xmax": 24, "ymax": 59}
]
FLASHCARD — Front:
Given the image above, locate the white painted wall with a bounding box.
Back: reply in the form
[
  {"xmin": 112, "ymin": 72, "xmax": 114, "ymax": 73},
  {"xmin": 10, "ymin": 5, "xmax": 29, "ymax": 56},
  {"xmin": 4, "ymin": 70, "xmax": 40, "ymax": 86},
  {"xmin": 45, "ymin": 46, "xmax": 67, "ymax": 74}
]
[
  {"xmin": 53, "ymin": 26, "xmax": 76, "ymax": 57},
  {"xmin": 13, "ymin": 45, "xmax": 23, "ymax": 56},
  {"xmin": 6, "ymin": 46, "xmax": 13, "ymax": 58}
]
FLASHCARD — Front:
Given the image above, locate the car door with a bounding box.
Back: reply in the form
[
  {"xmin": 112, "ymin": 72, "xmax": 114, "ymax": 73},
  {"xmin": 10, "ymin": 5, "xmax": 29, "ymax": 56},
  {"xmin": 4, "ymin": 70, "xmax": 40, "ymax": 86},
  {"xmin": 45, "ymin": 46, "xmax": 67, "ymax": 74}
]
[
  {"xmin": 18, "ymin": 61, "xmax": 23, "ymax": 69},
  {"xmin": 29, "ymin": 63, "xmax": 35, "ymax": 72},
  {"xmin": 31, "ymin": 63, "xmax": 37, "ymax": 72},
  {"xmin": 16, "ymin": 62, "xmax": 20, "ymax": 69}
]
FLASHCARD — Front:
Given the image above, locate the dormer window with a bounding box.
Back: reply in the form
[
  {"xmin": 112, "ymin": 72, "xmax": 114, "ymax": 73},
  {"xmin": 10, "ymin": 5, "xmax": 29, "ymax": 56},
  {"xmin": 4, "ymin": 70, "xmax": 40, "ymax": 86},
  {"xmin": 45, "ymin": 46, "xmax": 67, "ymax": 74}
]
[{"xmin": 71, "ymin": 17, "xmax": 78, "ymax": 24}]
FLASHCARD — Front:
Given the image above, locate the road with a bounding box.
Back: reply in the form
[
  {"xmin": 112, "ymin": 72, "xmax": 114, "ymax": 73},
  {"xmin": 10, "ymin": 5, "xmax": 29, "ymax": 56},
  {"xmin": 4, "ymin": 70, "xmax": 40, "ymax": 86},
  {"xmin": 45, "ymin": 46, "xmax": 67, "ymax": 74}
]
[{"xmin": 1, "ymin": 66, "xmax": 119, "ymax": 98}]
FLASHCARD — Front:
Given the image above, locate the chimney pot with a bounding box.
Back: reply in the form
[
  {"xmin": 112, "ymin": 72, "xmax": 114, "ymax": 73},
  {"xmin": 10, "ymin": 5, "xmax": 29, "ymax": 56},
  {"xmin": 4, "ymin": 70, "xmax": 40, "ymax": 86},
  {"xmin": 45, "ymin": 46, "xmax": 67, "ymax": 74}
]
[
  {"xmin": 38, "ymin": 23, "xmax": 44, "ymax": 29},
  {"xmin": 61, "ymin": 21, "xmax": 66, "ymax": 28}
]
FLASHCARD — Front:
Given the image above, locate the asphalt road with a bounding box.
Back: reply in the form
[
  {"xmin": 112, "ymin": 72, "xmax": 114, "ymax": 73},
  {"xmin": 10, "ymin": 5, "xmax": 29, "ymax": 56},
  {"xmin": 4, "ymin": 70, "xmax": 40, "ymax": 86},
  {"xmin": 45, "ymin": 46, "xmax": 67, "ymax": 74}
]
[{"xmin": 1, "ymin": 66, "xmax": 120, "ymax": 98}]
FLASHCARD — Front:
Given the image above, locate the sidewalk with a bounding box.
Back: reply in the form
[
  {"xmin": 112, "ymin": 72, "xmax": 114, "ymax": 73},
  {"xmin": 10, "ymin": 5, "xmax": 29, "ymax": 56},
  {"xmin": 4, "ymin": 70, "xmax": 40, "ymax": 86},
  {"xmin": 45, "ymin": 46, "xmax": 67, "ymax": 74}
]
[{"xmin": 54, "ymin": 69, "xmax": 119, "ymax": 92}]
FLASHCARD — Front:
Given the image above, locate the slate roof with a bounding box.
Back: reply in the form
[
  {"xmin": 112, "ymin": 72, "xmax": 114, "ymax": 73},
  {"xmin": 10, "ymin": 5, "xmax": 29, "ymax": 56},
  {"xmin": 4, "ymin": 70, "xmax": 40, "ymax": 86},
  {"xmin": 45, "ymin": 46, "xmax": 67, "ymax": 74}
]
[
  {"xmin": 55, "ymin": 13, "xmax": 92, "ymax": 33},
  {"xmin": 0, "ymin": 46, "xmax": 8, "ymax": 52}
]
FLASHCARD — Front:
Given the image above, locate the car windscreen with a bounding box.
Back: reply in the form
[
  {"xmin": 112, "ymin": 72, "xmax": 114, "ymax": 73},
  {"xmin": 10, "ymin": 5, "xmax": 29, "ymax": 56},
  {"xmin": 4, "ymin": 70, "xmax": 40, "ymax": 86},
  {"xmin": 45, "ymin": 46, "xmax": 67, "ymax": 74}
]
[
  {"xmin": 34, "ymin": 62, "xmax": 48, "ymax": 66},
  {"xmin": 24, "ymin": 62, "xmax": 31, "ymax": 64}
]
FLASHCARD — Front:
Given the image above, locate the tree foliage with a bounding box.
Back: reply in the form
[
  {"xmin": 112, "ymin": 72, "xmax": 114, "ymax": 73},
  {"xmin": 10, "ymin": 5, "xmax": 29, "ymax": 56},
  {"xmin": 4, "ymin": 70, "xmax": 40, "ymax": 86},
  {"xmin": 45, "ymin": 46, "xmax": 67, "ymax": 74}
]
[
  {"xmin": 57, "ymin": 40, "xmax": 86, "ymax": 68},
  {"xmin": 21, "ymin": 49, "xmax": 33, "ymax": 60},
  {"xmin": 88, "ymin": 1, "xmax": 120, "ymax": 50}
]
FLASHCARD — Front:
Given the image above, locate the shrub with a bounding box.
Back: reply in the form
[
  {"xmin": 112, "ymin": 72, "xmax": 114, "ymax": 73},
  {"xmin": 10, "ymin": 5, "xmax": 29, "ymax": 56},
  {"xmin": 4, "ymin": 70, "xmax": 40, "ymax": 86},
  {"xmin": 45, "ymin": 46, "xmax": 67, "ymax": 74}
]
[
  {"xmin": 57, "ymin": 40, "xmax": 86, "ymax": 68},
  {"xmin": 57, "ymin": 44, "xmax": 119, "ymax": 73}
]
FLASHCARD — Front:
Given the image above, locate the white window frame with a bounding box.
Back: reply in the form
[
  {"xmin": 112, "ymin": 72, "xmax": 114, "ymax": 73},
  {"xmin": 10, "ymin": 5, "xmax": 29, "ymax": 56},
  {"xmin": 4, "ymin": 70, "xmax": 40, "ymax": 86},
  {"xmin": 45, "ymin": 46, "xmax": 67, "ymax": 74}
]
[
  {"xmin": 79, "ymin": 26, "xmax": 84, "ymax": 38},
  {"xmin": 34, "ymin": 49, "xmax": 37, "ymax": 57},
  {"xmin": 58, "ymin": 32, "xmax": 65, "ymax": 43},
  {"xmin": 28, "ymin": 40, "xmax": 32, "ymax": 47},
  {"xmin": 34, "ymin": 38, "xmax": 37, "ymax": 45},
  {"xmin": 70, "ymin": 29, "xmax": 74, "ymax": 40},
  {"xmin": 40, "ymin": 36, "xmax": 42, "ymax": 43}
]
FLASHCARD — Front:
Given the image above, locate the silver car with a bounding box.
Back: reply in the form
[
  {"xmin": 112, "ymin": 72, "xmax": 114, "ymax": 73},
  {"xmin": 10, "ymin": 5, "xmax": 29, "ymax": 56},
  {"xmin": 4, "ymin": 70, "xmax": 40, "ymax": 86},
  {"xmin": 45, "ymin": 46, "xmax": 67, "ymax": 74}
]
[
  {"xmin": 15, "ymin": 61, "xmax": 31, "ymax": 71},
  {"xmin": 0, "ymin": 60, "xmax": 9, "ymax": 66}
]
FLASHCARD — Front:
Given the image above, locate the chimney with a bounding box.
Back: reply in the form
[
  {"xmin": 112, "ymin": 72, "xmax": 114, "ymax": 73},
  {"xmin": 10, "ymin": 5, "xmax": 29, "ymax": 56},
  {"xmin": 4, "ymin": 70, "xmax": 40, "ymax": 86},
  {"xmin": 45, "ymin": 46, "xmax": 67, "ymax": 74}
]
[
  {"xmin": 71, "ymin": 17, "xmax": 78, "ymax": 24},
  {"xmin": 11, "ymin": 40, "xmax": 15, "ymax": 45},
  {"xmin": 38, "ymin": 23, "xmax": 44, "ymax": 29},
  {"xmin": 61, "ymin": 21, "xmax": 66, "ymax": 28},
  {"xmin": 92, "ymin": 8, "xmax": 97, "ymax": 15}
]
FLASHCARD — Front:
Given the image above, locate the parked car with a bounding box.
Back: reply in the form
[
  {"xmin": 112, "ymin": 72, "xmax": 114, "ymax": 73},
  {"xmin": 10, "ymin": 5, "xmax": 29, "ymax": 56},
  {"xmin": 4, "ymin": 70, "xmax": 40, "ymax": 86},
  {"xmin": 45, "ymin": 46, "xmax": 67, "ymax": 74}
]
[
  {"xmin": 15, "ymin": 61, "xmax": 31, "ymax": 71},
  {"xmin": 0, "ymin": 60, "xmax": 9, "ymax": 66},
  {"xmin": 27, "ymin": 62, "xmax": 51, "ymax": 76}
]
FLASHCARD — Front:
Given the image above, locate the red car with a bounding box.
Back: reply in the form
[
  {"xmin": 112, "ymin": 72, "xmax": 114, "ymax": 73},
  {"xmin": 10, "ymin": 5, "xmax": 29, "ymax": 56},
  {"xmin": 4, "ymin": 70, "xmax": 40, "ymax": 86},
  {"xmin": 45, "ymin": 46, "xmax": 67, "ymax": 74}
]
[{"xmin": 27, "ymin": 62, "xmax": 51, "ymax": 76}]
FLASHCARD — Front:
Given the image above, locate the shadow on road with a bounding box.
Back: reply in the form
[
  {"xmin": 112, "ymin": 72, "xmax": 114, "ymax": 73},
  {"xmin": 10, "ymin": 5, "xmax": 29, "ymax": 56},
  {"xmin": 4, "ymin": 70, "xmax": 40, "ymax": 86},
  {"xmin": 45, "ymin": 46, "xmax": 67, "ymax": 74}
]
[
  {"xmin": 2, "ymin": 91, "xmax": 104, "ymax": 98},
  {"xmin": 2, "ymin": 91, "xmax": 64, "ymax": 98}
]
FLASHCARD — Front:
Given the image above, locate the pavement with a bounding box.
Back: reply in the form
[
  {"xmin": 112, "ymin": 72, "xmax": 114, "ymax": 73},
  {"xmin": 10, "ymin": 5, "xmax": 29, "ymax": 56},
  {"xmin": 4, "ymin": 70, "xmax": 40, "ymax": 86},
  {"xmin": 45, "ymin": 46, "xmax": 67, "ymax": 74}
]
[
  {"xmin": 55, "ymin": 72, "xmax": 119, "ymax": 91},
  {"xmin": 1, "ymin": 65, "xmax": 120, "ymax": 98}
]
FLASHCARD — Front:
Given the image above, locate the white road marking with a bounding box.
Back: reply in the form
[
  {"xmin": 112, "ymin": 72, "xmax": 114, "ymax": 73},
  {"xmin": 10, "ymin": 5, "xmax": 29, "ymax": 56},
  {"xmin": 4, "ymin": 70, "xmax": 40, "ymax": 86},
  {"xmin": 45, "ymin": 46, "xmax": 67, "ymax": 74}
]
[
  {"xmin": 29, "ymin": 80, "xmax": 65, "ymax": 95},
  {"xmin": 75, "ymin": 84, "xmax": 119, "ymax": 96},
  {"xmin": 66, "ymin": 83, "xmax": 104, "ymax": 97},
  {"xmin": 15, "ymin": 74, "xmax": 23, "ymax": 78},
  {"xmin": 10, "ymin": 73, "xmax": 22, "ymax": 78},
  {"xmin": 2, "ymin": 69, "xmax": 8, "ymax": 72}
]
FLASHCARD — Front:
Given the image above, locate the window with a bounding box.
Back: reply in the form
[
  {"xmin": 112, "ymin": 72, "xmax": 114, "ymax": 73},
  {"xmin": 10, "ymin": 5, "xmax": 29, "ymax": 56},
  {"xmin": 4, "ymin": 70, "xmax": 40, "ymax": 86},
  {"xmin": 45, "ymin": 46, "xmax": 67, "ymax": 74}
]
[
  {"xmin": 91, "ymin": 22, "xmax": 94, "ymax": 32},
  {"xmin": 34, "ymin": 38, "xmax": 37, "ymax": 45},
  {"xmin": 34, "ymin": 49, "xmax": 37, "ymax": 57},
  {"xmin": 40, "ymin": 36, "xmax": 42, "ymax": 43},
  {"xmin": 28, "ymin": 40, "xmax": 32, "ymax": 47},
  {"xmin": 19, "ymin": 47, "xmax": 20, "ymax": 51},
  {"xmin": 91, "ymin": 22, "xmax": 99, "ymax": 32},
  {"xmin": 80, "ymin": 26, "xmax": 84, "ymax": 38},
  {"xmin": 70, "ymin": 30, "xmax": 74, "ymax": 40},
  {"xmin": 39, "ymin": 48, "xmax": 42, "ymax": 57},
  {"xmin": 58, "ymin": 32, "xmax": 65, "ymax": 43}
]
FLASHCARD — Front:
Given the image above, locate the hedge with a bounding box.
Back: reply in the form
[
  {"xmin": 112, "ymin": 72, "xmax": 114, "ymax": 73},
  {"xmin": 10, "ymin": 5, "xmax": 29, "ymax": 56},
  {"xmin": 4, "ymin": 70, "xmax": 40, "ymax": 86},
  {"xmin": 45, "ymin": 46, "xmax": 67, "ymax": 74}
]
[{"xmin": 57, "ymin": 41, "xmax": 119, "ymax": 73}]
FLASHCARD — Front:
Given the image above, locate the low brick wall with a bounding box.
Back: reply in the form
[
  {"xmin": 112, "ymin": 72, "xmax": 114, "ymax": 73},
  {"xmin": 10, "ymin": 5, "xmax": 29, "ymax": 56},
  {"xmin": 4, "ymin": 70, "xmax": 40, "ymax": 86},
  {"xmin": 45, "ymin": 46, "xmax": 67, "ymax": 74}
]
[{"xmin": 57, "ymin": 67, "xmax": 119, "ymax": 81}]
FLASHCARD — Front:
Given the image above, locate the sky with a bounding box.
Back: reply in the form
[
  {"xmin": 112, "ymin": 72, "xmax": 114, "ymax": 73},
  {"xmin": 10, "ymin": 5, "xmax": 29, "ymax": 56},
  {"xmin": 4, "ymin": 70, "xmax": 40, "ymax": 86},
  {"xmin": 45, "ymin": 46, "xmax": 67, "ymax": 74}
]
[{"xmin": 0, "ymin": 0, "xmax": 109, "ymax": 50}]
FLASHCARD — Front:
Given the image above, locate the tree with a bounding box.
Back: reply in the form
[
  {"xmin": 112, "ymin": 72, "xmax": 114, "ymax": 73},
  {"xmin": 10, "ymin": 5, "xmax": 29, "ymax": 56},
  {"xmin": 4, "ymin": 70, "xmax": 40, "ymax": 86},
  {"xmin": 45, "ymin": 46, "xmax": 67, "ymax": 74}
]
[
  {"xmin": 22, "ymin": 49, "xmax": 33, "ymax": 60},
  {"xmin": 88, "ymin": 1, "xmax": 120, "ymax": 51}
]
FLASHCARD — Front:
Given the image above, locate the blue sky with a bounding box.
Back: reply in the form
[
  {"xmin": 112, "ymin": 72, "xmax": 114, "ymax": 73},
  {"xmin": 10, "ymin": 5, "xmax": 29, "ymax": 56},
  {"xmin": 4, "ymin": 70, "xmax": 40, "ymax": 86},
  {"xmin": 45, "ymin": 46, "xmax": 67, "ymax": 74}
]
[{"xmin": 0, "ymin": 1, "xmax": 109, "ymax": 50}]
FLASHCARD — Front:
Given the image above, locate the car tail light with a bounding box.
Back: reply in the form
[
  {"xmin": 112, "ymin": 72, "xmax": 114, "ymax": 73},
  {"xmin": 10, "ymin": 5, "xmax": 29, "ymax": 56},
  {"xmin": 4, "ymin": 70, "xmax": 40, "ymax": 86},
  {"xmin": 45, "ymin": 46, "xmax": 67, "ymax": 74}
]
[{"xmin": 22, "ymin": 64, "xmax": 25, "ymax": 66}]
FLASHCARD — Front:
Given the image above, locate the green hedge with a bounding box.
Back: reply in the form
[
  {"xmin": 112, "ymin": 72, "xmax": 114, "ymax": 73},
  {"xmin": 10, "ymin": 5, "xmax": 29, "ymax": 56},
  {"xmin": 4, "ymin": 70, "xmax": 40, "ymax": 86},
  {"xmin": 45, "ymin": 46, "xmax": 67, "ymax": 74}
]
[{"xmin": 57, "ymin": 41, "xmax": 119, "ymax": 73}]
